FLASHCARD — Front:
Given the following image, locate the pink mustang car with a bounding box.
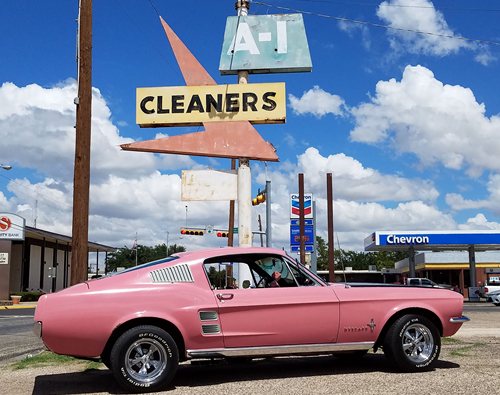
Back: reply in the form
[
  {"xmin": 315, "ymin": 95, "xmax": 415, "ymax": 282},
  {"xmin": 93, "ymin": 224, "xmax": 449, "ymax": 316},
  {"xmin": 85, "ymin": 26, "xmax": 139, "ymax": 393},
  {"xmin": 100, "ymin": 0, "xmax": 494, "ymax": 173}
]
[{"xmin": 34, "ymin": 247, "xmax": 469, "ymax": 392}]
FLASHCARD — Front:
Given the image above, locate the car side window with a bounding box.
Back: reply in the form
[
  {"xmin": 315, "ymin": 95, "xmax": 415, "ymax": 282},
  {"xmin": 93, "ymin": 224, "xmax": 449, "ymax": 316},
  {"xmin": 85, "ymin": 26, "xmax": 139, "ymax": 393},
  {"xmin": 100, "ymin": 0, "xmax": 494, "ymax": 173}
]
[
  {"xmin": 409, "ymin": 279, "xmax": 419, "ymax": 285},
  {"xmin": 421, "ymin": 279, "xmax": 433, "ymax": 286},
  {"xmin": 255, "ymin": 257, "xmax": 297, "ymax": 287},
  {"xmin": 203, "ymin": 262, "xmax": 238, "ymax": 290}
]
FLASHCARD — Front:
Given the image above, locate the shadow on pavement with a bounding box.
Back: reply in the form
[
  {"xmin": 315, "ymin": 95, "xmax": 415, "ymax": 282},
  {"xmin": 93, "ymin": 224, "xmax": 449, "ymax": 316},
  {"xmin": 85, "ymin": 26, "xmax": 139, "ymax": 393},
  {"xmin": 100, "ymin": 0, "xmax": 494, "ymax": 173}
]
[{"xmin": 32, "ymin": 354, "xmax": 460, "ymax": 394}]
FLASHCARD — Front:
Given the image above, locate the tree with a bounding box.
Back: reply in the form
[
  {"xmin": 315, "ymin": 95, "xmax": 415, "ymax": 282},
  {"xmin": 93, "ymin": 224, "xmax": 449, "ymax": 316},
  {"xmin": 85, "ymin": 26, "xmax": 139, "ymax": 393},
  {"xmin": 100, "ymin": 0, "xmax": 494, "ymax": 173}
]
[
  {"xmin": 314, "ymin": 236, "xmax": 407, "ymax": 271},
  {"xmin": 105, "ymin": 243, "xmax": 186, "ymax": 272},
  {"xmin": 316, "ymin": 236, "xmax": 329, "ymax": 270}
]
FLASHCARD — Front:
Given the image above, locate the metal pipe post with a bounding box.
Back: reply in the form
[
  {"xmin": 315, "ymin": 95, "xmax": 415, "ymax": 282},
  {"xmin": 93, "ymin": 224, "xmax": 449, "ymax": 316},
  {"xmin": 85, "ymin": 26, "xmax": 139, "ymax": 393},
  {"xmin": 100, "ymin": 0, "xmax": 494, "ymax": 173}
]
[
  {"xmin": 265, "ymin": 180, "xmax": 272, "ymax": 247},
  {"xmin": 238, "ymin": 159, "xmax": 252, "ymax": 247}
]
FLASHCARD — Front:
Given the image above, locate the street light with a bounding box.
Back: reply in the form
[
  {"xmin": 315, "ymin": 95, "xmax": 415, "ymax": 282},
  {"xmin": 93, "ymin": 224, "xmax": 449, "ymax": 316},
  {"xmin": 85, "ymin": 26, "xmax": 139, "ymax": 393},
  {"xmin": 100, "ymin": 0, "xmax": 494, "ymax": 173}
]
[{"xmin": 1, "ymin": 164, "xmax": 12, "ymax": 170}]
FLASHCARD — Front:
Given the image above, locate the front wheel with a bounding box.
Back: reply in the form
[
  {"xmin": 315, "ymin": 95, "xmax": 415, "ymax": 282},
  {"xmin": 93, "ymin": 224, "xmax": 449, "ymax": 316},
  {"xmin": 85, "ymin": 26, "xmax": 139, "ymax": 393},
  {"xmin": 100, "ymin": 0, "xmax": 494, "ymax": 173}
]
[
  {"xmin": 110, "ymin": 325, "xmax": 179, "ymax": 393},
  {"xmin": 383, "ymin": 314, "xmax": 440, "ymax": 372}
]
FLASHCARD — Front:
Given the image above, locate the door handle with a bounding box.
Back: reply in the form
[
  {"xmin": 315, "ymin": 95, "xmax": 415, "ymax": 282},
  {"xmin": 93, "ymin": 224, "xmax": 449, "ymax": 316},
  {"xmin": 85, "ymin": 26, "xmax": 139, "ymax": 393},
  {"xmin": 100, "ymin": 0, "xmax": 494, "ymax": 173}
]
[{"xmin": 216, "ymin": 293, "xmax": 234, "ymax": 301}]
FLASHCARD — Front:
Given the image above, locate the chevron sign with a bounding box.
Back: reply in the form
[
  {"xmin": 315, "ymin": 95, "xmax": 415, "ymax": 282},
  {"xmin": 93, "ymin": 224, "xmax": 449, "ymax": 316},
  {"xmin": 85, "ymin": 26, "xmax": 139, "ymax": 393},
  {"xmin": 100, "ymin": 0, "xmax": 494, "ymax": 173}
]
[{"xmin": 290, "ymin": 193, "xmax": 313, "ymax": 219}]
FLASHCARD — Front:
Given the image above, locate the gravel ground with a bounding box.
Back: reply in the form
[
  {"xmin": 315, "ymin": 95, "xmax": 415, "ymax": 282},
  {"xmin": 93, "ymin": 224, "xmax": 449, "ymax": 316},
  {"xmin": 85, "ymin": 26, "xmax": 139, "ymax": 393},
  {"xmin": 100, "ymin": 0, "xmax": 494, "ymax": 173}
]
[{"xmin": 1, "ymin": 309, "xmax": 499, "ymax": 395}]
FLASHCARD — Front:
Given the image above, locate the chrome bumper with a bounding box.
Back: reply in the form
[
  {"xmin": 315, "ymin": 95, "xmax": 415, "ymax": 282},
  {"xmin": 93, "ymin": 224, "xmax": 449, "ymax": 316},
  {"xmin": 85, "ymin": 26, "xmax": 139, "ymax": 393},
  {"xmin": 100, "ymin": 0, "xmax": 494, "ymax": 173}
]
[
  {"xmin": 449, "ymin": 315, "xmax": 470, "ymax": 324},
  {"xmin": 33, "ymin": 321, "xmax": 42, "ymax": 338}
]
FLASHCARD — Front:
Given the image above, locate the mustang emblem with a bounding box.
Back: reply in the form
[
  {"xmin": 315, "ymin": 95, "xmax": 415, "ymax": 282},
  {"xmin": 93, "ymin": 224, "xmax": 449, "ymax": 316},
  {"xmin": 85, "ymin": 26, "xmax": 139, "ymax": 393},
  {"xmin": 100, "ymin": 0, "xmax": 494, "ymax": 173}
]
[{"xmin": 367, "ymin": 319, "xmax": 376, "ymax": 332}]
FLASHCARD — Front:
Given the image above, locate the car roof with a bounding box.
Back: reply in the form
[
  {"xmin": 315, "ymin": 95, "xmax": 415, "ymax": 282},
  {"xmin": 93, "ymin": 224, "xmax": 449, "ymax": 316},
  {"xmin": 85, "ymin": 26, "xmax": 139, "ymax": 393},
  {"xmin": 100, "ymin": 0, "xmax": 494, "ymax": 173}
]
[{"xmin": 172, "ymin": 247, "xmax": 288, "ymax": 262}]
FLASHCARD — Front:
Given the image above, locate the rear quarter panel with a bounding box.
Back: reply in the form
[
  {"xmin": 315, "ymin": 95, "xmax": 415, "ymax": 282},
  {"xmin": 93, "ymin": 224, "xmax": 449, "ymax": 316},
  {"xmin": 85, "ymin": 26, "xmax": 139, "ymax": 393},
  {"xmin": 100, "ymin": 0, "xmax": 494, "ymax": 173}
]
[
  {"xmin": 35, "ymin": 260, "xmax": 222, "ymax": 358},
  {"xmin": 332, "ymin": 285, "xmax": 464, "ymax": 343}
]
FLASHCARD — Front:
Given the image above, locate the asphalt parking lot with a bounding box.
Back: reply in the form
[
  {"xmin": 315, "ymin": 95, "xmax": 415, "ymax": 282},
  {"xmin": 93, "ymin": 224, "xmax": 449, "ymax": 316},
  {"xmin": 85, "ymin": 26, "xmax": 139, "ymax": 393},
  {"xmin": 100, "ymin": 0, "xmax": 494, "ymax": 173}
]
[{"xmin": 1, "ymin": 305, "xmax": 499, "ymax": 394}]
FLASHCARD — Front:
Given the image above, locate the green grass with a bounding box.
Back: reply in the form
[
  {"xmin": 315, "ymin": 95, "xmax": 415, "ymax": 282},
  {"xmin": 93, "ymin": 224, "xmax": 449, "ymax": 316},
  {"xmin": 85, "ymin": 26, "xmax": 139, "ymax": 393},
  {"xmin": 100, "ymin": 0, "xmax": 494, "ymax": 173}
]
[
  {"xmin": 442, "ymin": 337, "xmax": 463, "ymax": 345},
  {"xmin": 12, "ymin": 351, "xmax": 104, "ymax": 371},
  {"xmin": 450, "ymin": 342, "xmax": 484, "ymax": 357}
]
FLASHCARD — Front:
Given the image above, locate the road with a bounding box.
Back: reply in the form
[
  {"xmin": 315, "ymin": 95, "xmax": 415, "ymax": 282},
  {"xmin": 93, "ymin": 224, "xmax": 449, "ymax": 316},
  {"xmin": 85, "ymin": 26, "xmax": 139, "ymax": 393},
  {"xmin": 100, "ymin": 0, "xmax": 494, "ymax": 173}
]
[{"xmin": 0, "ymin": 307, "xmax": 43, "ymax": 362}]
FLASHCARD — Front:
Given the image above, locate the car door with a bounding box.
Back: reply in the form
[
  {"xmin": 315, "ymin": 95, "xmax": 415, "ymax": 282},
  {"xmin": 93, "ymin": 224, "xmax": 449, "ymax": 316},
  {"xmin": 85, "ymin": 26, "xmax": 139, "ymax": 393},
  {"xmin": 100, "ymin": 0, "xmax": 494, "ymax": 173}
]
[{"xmin": 207, "ymin": 254, "xmax": 340, "ymax": 348}]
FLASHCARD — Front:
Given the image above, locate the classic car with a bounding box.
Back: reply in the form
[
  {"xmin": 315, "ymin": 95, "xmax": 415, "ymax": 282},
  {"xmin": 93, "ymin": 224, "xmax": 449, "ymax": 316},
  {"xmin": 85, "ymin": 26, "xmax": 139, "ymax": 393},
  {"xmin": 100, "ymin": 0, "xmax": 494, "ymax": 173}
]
[{"xmin": 34, "ymin": 247, "xmax": 469, "ymax": 393}]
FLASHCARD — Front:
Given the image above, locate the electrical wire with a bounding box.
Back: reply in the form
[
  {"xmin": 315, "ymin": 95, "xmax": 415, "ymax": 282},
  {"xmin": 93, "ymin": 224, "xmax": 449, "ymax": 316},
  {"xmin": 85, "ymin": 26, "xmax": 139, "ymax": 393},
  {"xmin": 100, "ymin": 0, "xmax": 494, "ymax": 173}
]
[
  {"xmin": 263, "ymin": 0, "xmax": 500, "ymax": 13},
  {"xmin": 252, "ymin": 1, "xmax": 500, "ymax": 47}
]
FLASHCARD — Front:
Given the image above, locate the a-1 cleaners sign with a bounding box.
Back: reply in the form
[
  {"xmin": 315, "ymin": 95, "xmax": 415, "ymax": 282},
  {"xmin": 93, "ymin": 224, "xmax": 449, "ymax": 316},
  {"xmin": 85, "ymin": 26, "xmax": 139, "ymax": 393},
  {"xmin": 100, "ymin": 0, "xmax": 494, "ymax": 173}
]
[{"xmin": 219, "ymin": 14, "xmax": 312, "ymax": 74}]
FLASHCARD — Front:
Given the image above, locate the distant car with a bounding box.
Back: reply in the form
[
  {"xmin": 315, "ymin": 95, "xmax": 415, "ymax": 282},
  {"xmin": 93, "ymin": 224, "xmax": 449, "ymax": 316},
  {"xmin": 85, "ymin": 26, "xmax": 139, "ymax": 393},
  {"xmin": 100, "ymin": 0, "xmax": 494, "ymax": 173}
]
[
  {"xmin": 406, "ymin": 278, "xmax": 453, "ymax": 290},
  {"xmin": 486, "ymin": 289, "xmax": 500, "ymax": 306},
  {"xmin": 34, "ymin": 247, "xmax": 469, "ymax": 393}
]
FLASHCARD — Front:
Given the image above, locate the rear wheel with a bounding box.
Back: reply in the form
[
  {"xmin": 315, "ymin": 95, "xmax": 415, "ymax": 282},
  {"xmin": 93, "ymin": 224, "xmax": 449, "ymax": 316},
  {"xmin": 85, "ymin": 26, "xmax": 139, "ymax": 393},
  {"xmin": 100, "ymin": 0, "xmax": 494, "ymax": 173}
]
[
  {"xmin": 383, "ymin": 314, "xmax": 440, "ymax": 372},
  {"xmin": 110, "ymin": 325, "xmax": 179, "ymax": 393}
]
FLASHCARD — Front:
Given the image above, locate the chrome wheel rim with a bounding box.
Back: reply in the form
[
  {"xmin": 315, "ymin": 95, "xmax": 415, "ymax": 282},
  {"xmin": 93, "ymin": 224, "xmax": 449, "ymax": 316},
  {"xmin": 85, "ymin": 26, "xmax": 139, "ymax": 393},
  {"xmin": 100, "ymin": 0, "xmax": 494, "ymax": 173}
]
[
  {"xmin": 402, "ymin": 323, "xmax": 434, "ymax": 363},
  {"xmin": 125, "ymin": 338, "xmax": 168, "ymax": 383}
]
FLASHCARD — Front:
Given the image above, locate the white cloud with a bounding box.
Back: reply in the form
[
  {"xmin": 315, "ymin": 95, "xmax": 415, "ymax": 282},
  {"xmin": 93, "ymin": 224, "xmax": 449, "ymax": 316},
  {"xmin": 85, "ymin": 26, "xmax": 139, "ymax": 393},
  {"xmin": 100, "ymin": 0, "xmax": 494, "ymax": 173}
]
[
  {"xmin": 338, "ymin": 21, "xmax": 371, "ymax": 50},
  {"xmin": 458, "ymin": 213, "xmax": 500, "ymax": 230},
  {"xmin": 288, "ymin": 86, "xmax": 346, "ymax": 118},
  {"xmin": 446, "ymin": 174, "xmax": 500, "ymax": 214},
  {"xmin": 254, "ymin": 147, "xmax": 447, "ymax": 250},
  {"xmin": 350, "ymin": 65, "xmax": 500, "ymax": 176},
  {"xmin": 376, "ymin": 0, "xmax": 472, "ymax": 56}
]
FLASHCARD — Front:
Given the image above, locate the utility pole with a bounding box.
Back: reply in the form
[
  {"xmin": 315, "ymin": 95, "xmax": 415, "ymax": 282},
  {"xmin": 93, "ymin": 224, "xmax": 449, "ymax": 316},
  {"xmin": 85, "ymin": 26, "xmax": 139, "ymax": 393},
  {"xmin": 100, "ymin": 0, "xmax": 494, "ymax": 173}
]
[{"xmin": 71, "ymin": 0, "xmax": 92, "ymax": 285}]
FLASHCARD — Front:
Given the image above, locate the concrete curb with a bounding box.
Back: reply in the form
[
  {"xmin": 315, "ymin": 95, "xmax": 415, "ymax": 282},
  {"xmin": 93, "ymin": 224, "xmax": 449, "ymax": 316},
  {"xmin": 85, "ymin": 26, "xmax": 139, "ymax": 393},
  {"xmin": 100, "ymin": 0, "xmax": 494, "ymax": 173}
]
[{"xmin": 1, "ymin": 304, "xmax": 37, "ymax": 310}]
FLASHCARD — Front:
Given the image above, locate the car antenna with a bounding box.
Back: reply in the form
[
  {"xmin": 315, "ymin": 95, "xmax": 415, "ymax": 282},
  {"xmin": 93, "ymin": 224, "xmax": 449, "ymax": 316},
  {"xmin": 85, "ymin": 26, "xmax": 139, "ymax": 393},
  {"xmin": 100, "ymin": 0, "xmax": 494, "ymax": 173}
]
[{"xmin": 335, "ymin": 232, "xmax": 349, "ymax": 287}]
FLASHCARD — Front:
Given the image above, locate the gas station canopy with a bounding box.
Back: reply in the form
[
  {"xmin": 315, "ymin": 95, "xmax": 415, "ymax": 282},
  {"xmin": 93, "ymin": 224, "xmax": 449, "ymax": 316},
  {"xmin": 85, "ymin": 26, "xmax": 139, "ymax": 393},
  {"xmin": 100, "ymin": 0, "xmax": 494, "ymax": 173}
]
[{"xmin": 364, "ymin": 230, "xmax": 500, "ymax": 252}]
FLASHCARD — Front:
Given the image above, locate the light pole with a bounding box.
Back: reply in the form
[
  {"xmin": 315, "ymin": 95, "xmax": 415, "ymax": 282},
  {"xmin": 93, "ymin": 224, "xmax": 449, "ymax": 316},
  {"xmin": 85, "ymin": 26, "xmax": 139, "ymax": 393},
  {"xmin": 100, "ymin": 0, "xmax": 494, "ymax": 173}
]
[{"xmin": 1, "ymin": 164, "xmax": 12, "ymax": 171}]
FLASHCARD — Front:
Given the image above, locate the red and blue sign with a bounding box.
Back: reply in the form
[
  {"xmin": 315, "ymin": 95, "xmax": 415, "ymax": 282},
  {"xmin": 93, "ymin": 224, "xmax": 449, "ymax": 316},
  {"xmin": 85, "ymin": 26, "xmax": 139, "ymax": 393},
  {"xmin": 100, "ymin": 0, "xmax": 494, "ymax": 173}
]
[{"xmin": 290, "ymin": 193, "xmax": 313, "ymax": 219}]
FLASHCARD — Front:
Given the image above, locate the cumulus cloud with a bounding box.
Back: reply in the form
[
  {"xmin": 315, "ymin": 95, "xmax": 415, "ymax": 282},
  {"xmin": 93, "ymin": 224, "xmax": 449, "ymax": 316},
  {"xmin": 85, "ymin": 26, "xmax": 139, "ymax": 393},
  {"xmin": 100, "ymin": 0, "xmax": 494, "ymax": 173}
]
[
  {"xmin": 0, "ymin": 81, "xmax": 205, "ymax": 247},
  {"xmin": 446, "ymin": 174, "xmax": 500, "ymax": 215},
  {"xmin": 253, "ymin": 147, "xmax": 449, "ymax": 250},
  {"xmin": 350, "ymin": 65, "xmax": 500, "ymax": 176},
  {"xmin": 376, "ymin": 0, "xmax": 472, "ymax": 56},
  {"xmin": 288, "ymin": 86, "xmax": 347, "ymax": 118},
  {"xmin": 458, "ymin": 213, "xmax": 500, "ymax": 230}
]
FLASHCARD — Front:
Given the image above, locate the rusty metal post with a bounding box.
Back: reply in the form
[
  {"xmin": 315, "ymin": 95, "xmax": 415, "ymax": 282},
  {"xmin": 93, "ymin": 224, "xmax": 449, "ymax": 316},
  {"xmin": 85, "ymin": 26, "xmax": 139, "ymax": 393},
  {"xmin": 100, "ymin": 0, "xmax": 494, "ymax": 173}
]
[
  {"xmin": 299, "ymin": 173, "xmax": 305, "ymax": 264},
  {"xmin": 327, "ymin": 173, "xmax": 335, "ymax": 282},
  {"xmin": 71, "ymin": 0, "xmax": 92, "ymax": 285}
]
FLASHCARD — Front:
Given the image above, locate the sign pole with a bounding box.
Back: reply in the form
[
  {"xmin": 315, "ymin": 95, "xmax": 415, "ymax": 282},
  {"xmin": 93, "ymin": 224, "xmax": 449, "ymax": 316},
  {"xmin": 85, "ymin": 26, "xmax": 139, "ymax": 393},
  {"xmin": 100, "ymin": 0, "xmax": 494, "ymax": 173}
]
[
  {"xmin": 299, "ymin": 173, "xmax": 305, "ymax": 264},
  {"xmin": 236, "ymin": 1, "xmax": 252, "ymax": 248}
]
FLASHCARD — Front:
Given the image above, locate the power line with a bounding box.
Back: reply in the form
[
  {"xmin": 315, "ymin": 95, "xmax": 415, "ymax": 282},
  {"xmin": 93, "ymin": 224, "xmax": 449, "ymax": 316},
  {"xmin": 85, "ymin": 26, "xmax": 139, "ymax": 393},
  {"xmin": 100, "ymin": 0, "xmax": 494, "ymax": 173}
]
[
  {"xmin": 252, "ymin": 1, "xmax": 500, "ymax": 47},
  {"xmin": 266, "ymin": 0, "xmax": 500, "ymax": 13}
]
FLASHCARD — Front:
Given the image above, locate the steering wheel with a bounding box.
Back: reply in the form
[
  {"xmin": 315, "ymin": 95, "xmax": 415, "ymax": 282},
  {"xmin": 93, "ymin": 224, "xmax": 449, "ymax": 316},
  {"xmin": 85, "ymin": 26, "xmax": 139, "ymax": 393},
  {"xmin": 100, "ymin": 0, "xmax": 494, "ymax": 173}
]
[{"xmin": 256, "ymin": 276, "xmax": 268, "ymax": 288}]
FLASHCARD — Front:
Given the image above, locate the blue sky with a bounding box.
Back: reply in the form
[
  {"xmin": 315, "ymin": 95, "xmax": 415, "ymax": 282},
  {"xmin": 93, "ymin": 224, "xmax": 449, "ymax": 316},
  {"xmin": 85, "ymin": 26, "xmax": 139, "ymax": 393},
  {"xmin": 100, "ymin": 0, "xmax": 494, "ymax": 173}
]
[{"xmin": 1, "ymin": 0, "xmax": 500, "ymax": 253}]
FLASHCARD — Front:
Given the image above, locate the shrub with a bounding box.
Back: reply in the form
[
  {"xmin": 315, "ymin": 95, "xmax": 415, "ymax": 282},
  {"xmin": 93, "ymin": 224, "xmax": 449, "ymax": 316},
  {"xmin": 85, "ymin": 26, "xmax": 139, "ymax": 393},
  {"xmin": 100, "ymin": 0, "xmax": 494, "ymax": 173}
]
[{"xmin": 13, "ymin": 291, "xmax": 45, "ymax": 302}]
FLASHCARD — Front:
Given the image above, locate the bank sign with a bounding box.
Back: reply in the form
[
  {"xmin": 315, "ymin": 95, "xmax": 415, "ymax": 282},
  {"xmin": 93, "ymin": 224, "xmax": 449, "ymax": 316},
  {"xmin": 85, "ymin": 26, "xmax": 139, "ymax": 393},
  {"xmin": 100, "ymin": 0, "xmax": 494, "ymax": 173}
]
[
  {"xmin": 136, "ymin": 82, "xmax": 285, "ymax": 127},
  {"xmin": 219, "ymin": 14, "xmax": 312, "ymax": 74},
  {"xmin": 0, "ymin": 213, "xmax": 25, "ymax": 241}
]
